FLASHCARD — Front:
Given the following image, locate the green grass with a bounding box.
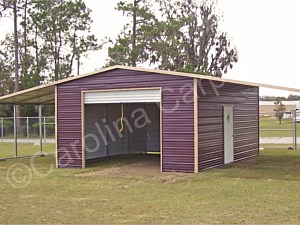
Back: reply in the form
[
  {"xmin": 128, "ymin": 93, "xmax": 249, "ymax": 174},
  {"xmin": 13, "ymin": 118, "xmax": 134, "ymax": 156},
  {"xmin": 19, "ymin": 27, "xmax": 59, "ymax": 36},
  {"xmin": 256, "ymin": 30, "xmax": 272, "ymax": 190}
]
[
  {"xmin": 0, "ymin": 143, "xmax": 55, "ymax": 158},
  {"xmin": 260, "ymin": 117, "xmax": 300, "ymax": 137},
  {"xmin": 0, "ymin": 148, "xmax": 300, "ymax": 224}
]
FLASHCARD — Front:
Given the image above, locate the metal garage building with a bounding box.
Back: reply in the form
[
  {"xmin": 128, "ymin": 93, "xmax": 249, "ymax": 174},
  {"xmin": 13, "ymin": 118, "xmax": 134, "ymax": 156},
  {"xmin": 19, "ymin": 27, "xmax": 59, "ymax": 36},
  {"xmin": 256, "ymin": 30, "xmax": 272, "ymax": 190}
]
[{"xmin": 0, "ymin": 66, "xmax": 299, "ymax": 173}]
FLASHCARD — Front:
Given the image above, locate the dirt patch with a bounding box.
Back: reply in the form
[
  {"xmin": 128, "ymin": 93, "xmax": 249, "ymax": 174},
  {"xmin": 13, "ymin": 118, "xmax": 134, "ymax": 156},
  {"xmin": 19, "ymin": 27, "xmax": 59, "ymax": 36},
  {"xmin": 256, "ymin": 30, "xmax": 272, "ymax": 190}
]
[
  {"xmin": 159, "ymin": 173, "xmax": 189, "ymax": 183},
  {"xmin": 76, "ymin": 159, "xmax": 160, "ymax": 178},
  {"xmin": 75, "ymin": 155, "xmax": 190, "ymax": 183}
]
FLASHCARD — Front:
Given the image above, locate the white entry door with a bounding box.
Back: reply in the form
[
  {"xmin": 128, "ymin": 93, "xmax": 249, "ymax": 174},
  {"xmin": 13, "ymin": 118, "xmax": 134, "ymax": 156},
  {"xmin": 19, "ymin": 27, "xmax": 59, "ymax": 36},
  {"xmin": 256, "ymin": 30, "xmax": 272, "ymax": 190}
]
[{"xmin": 224, "ymin": 106, "xmax": 234, "ymax": 164}]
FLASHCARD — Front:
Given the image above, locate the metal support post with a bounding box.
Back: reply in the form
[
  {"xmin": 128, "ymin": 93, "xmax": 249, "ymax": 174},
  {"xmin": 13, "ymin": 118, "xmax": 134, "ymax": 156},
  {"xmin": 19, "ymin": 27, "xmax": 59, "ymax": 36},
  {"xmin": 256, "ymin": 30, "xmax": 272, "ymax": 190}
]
[
  {"xmin": 294, "ymin": 110, "xmax": 297, "ymax": 150},
  {"xmin": 43, "ymin": 117, "xmax": 46, "ymax": 142},
  {"xmin": 39, "ymin": 105, "xmax": 43, "ymax": 155},
  {"xmin": 14, "ymin": 105, "xmax": 17, "ymax": 157},
  {"xmin": 1, "ymin": 118, "xmax": 3, "ymax": 143},
  {"xmin": 27, "ymin": 117, "xmax": 29, "ymax": 143}
]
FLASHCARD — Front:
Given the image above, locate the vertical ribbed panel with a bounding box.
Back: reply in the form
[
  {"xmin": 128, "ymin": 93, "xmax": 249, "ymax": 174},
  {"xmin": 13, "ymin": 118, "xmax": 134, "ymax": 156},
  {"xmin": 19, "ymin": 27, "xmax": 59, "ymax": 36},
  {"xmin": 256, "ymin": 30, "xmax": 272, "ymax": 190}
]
[
  {"xmin": 57, "ymin": 69, "xmax": 194, "ymax": 172},
  {"xmin": 198, "ymin": 79, "xmax": 259, "ymax": 171}
]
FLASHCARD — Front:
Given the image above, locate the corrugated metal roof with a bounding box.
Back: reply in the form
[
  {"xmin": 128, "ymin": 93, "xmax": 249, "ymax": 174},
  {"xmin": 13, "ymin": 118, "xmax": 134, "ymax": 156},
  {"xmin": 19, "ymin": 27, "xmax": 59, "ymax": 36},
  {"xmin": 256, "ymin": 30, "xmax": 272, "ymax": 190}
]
[
  {"xmin": 0, "ymin": 65, "xmax": 299, "ymax": 105},
  {"xmin": 0, "ymin": 85, "xmax": 55, "ymax": 105}
]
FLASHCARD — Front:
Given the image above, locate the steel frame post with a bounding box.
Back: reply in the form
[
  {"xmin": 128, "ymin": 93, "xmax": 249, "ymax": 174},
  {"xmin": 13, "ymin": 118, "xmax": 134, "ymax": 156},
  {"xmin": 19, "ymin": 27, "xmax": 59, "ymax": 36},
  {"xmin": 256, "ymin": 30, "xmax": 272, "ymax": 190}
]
[
  {"xmin": 39, "ymin": 105, "xmax": 43, "ymax": 155},
  {"xmin": 14, "ymin": 105, "xmax": 17, "ymax": 157}
]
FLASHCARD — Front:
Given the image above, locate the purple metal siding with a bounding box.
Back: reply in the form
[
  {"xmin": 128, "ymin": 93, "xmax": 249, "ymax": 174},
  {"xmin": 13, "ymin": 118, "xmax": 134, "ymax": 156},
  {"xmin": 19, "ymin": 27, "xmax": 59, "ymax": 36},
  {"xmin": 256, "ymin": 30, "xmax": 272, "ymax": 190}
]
[
  {"xmin": 198, "ymin": 79, "xmax": 259, "ymax": 171},
  {"xmin": 57, "ymin": 69, "xmax": 194, "ymax": 172}
]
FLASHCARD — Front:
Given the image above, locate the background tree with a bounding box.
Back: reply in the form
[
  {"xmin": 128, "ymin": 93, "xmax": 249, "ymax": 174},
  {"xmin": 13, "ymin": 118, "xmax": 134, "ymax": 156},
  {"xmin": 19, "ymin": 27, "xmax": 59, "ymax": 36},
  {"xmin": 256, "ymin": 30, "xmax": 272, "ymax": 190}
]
[
  {"xmin": 274, "ymin": 100, "xmax": 286, "ymax": 125},
  {"xmin": 287, "ymin": 94, "xmax": 300, "ymax": 101},
  {"xmin": 107, "ymin": 0, "xmax": 238, "ymax": 76},
  {"xmin": 0, "ymin": 0, "xmax": 101, "ymax": 119},
  {"xmin": 0, "ymin": 0, "xmax": 23, "ymax": 130},
  {"xmin": 259, "ymin": 95, "xmax": 300, "ymax": 101},
  {"xmin": 260, "ymin": 96, "xmax": 286, "ymax": 101},
  {"xmin": 107, "ymin": 0, "xmax": 156, "ymax": 67},
  {"xmin": 0, "ymin": 43, "xmax": 14, "ymax": 118},
  {"xmin": 30, "ymin": 0, "xmax": 100, "ymax": 81}
]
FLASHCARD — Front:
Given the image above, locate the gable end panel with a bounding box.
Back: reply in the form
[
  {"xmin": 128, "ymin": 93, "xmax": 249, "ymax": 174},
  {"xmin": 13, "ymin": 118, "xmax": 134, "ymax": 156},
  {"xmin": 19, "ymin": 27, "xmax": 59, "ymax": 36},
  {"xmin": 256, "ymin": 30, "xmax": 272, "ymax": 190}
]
[{"xmin": 57, "ymin": 69, "xmax": 195, "ymax": 172}]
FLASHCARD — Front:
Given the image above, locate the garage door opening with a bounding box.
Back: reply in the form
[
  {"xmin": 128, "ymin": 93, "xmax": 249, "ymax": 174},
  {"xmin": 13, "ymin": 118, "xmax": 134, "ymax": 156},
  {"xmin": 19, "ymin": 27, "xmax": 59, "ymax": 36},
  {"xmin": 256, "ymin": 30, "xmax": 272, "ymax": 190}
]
[{"xmin": 82, "ymin": 88, "xmax": 161, "ymax": 168}]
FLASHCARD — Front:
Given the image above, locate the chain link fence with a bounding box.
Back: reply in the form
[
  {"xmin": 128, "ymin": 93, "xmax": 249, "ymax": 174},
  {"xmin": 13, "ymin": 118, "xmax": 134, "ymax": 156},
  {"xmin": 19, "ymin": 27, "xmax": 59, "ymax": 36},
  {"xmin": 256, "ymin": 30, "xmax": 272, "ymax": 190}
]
[
  {"xmin": 260, "ymin": 110, "xmax": 298, "ymax": 149},
  {"xmin": 0, "ymin": 117, "xmax": 55, "ymax": 159}
]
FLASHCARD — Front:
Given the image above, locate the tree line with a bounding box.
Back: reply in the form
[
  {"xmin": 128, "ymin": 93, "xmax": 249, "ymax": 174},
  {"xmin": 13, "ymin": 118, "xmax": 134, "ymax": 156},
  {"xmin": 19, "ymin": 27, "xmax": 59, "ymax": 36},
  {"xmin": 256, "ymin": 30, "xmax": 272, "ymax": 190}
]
[
  {"xmin": 0, "ymin": 0, "xmax": 100, "ymax": 118},
  {"xmin": 0, "ymin": 0, "xmax": 237, "ymax": 118},
  {"xmin": 107, "ymin": 0, "xmax": 238, "ymax": 76},
  {"xmin": 260, "ymin": 95, "xmax": 300, "ymax": 101}
]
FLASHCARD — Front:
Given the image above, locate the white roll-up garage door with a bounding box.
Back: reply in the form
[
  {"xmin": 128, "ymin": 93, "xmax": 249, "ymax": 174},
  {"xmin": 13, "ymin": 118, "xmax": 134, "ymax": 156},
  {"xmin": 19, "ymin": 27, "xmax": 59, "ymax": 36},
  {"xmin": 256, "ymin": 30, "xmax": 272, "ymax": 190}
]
[{"xmin": 84, "ymin": 88, "xmax": 161, "ymax": 104}]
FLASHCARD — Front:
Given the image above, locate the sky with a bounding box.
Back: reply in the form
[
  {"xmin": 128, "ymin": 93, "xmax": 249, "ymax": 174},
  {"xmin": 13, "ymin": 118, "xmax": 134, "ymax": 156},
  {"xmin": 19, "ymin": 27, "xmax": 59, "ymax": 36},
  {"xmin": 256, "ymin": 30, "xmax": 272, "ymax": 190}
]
[{"xmin": 1, "ymin": 0, "xmax": 300, "ymax": 97}]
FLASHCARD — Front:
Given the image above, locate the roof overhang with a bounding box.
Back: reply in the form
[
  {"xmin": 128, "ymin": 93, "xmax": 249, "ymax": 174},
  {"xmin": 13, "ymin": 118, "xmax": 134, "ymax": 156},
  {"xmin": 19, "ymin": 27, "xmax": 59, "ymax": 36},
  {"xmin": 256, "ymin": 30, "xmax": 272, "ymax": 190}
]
[
  {"xmin": 0, "ymin": 84, "xmax": 55, "ymax": 105},
  {"xmin": 0, "ymin": 65, "xmax": 299, "ymax": 105}
]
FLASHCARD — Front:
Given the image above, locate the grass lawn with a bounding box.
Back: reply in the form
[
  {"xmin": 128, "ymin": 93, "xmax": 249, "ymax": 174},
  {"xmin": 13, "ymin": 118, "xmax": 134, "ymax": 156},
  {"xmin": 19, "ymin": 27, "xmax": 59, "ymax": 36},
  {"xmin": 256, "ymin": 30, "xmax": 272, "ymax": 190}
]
[
  {"xmin": 0, "ymin": 143, "xmax": 55, "ymax": 158},
  {"xmin": 260, "ymin": 117, "xmax": 300, "ymax": 137},
  {"xmin": 0, "ymin": 148, "xmax": 300, "ymax": 224}
]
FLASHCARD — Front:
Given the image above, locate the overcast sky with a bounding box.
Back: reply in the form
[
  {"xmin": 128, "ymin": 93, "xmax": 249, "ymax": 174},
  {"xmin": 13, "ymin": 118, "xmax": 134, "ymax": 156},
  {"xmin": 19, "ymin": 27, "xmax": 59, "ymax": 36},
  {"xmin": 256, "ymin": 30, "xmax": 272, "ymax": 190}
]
[
  {"xmin": 1, "ymin": 0, "xmax": 300, "ymax": 96},
  {"xmin": 83, "ymin": 0, "xmax": 300, "ymax": 97}
]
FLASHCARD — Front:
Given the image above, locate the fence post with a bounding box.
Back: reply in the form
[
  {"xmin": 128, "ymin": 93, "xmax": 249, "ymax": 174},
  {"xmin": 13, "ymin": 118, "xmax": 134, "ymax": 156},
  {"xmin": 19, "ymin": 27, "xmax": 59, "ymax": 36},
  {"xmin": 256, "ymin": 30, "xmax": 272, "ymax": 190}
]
[
  {"xmin": 27, "ymin": 117, "xmax": 29, "ymax": 143},
  {"xmin": 1, "ymin": 118, "xmax": 3, "ymax": 143}
]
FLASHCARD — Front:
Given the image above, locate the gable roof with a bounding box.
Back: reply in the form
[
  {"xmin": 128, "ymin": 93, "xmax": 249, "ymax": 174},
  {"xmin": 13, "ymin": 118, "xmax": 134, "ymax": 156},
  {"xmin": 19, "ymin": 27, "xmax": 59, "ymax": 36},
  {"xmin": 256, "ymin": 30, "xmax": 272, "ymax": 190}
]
[{"xmin": 0, "ymin": 65, "xmax": 299, "ymax": 105}]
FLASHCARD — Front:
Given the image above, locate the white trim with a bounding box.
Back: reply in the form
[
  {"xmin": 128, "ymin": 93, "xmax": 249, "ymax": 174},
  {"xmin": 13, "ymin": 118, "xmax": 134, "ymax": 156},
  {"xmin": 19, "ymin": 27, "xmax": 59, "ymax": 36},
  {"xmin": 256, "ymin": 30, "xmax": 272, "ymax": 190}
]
[
  {"xmin": 84, "ymin": 88, "xmax": 161, "ymax": 104},
  {"xmin": 224, "ymin": 106, "xmax": 234, "ymax": 164},
  {"xmin": 1, "ymin": 65, "xmax": 300, "ymax": 105},
  {"xmin": 194, "ymin": 78, "xmax": 199, "ymax": 173},
  {"xmin": 81, "ymin": 87, "xmax": 163, "ymax": 170}
]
